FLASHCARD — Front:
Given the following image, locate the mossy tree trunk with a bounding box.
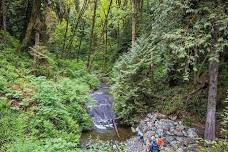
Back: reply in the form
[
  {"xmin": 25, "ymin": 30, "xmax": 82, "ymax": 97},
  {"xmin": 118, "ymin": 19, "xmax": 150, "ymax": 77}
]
[
  {"xmin": 21, "ymin": 0, "xmax": 41, "ymax": 50},
  {"xmin": 1, "ymin": 0, "xmax": 7, "ymax": 31},
  {"xmin": 87, "ymin": 0, "xmax": 98, "ymax": 71}
]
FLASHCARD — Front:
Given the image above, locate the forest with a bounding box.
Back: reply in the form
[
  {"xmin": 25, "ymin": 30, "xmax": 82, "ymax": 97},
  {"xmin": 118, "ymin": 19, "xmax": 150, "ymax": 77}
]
[{"xmin": 0, "ymin": 0, "xmax": 227, "ymax": 151}]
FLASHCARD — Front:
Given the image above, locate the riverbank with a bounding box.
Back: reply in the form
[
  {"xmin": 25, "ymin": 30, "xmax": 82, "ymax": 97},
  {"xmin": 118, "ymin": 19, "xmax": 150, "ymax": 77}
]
[{"xmin": 81, "ymin": 112, "xmax": 199, "ymax": 152}]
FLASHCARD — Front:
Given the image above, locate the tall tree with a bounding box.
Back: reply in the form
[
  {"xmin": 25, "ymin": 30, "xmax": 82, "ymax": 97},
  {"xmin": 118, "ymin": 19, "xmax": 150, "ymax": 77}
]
[
  {"xmin": 204, "ymin": 24, "xmax": 219, "ymax": 140},
  {"xmin": 103, "ymin": 0, "xmax": 113, "ymax": 69},
  {"xmin": 65, "ymin": 0, "xmax": 89, "ymax": 53},
  {"xmin": 21, "ymin": 0, "xmax": 41, "ymax": 49},
  {"xmin": 87, "ymin": 0, "xmax": 98, "ymax": 71},
  {"xmin": 1, "ymin": 0, "xmax": 7, "ymax": 31},
  {"xmin": 131, "ymin": 0, "xmax": 137, "ymax": 47},
  {"xmin": 77, "ymin": 21, "xmax": 85, "ymax": 62}
]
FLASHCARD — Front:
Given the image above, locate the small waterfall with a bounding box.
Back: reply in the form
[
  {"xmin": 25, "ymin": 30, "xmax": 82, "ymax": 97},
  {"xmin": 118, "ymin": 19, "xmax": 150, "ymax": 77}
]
[
  {"xmin": 80, "ymin": 83, "xmax": 134, "ymax": 143},
  {"xmin": 88, "ymin": 83, "xmax": 115, "ymax": 130}
]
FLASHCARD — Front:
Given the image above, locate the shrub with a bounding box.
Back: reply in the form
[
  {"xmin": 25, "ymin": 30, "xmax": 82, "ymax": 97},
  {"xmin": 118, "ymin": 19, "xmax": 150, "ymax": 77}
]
[
  {"xmin": 86, "ymin": 139, "xmax": 125, "ymax": 152},
  {"xmin": 197, "ymin": 140, "xmax": 228, "ymax": 152},
  {"xmin": 220, "ymin": 91, "xmax": 228, "ymax": 139},
  {"xmin": 0, "ymin": 31, "xmax": 98, "ymax": 151},
  {"xmin": 58, "ymin": 59, "xmax": 99, "ymax": 88},
  {"xmin": 6, "ymin": 138, "xmax": 83, "ymax": 152},
  {"xmin": 0, "ymin": 108, "xmax": 28, "ymax": 149},
  {"xmin": 27, "ymin": 76, "xmax": 92, "ymax": 143}
]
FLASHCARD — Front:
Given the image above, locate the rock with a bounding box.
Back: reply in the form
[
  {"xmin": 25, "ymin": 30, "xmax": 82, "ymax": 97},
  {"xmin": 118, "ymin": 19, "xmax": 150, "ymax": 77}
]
[
  {"xmin": 170, "ymin": 141, "xmax": 178, "ymax": 150},
  {"xmin": 162, "ymin": 146, "xmax": 174, "ymax": 152},
  {"xmin": 176, "ymin": 137, "xmax": 185, "ymax": 143},
  {"xmin": 187, "ymin": 128, "xmax": 198, "ymax": 138},
  {"xmin": 156, "ymin": 128, "xmax": 163, "ymax": 136},
  {"xmin": 157, "ymin": 113, "xmax": 167, "ymax": 119},
  {"xmin": 169, "ymin": 115, "xmax": 177, "ymax": 121},
  {"xmin": 182, "ymin": 129, "xmax": 188, "ymax": 137},
  {"xmin": 124, "ymin": 113, "xmax": 198, "ymax": 152},
  {"xmin": 174, "ymin": 129, "xmax": 184, "ymax": 136},
  {"xmin": 188, "ymin": 143, "xmax": 198, "ymax": 151},
  {"xmin": 151, "ymin": 127, "xmax": 156, "ymax": 131},
  {"xmin": 147, "ymin": 122, "xmax": 153, "ymax": 128},
  {"xmin": 176, "ymin": 147, "xmax": 184, "ymax": 152},
  {"xmin": 144, "ymin": 118, "xmax": 150, "ymax": 122},
  {"xmin": 131, "ymin": 127, "xmax": 136, "ymax": 133},
  {"xmin": 165, "ymin": 136, "xmax": 175, "ymax": 144}
]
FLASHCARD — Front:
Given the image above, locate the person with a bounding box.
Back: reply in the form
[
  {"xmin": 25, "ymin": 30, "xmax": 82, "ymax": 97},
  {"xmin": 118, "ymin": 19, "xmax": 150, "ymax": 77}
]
[
  {"xmin": 150, "ymin": 136, "xmax": 159, "ymax": 152},
  {"xmin": 136, "ymin": 128, "xmax": 144, "ymax": 144},
  {"xmin": 156, "ymin": 135, "xmax": 164, "ymax": 150}
]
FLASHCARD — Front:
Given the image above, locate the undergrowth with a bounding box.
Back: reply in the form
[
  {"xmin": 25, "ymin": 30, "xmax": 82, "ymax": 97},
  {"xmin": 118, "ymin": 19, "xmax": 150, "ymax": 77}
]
[{"xmin": 0, "ymin": 31, "xmax": 98, "ymax": 151}]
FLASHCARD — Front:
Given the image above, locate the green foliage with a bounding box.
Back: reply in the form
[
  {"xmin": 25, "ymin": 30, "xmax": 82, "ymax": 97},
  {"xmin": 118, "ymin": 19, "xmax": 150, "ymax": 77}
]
[
  {"xmin": 197, "ymin": 140, "xmax": 228, "ymax": 152},
  {"xmin": 220, "ymin": 91, "xmax": 228, "ymax": 138},
  {"xmin": 48, "ymin": 19, "xmax": 78, "ymax": 57},
  {"xmin": 0, "ymin": 31, "xmax": 99, "ymax": 151},
  {"xmin": 0, "ymin": 109, "xmax": 28, "ymax": 149},
  {"xmin": 29, "ymin": 76, "xmax": 92, "ymax": 141},
  {"xmin": 112, "ymin": 0, "xmax": 228, "ymax": 123},
  {"xmin": 0, "ymin": 97, "xmax": 8, "ymax": 110},
  {"xmin": 6, "ymin": 138, "xmax": 83, "ymax": 152},
  {"xmin": 0, "ymin": 76, "xmax": 7, "ymax": 91},
  {"xmin": 186, "ymin": 89, "xmax": 208, "ymax": 119},
  {"xmin": 0, "ymin": 31, "xmax": 19, "ymax": 49},
  {"xmin": 59, "ymin": 59, "xmax": 99, "ymax": 88},
  {"xmin": 86, "ymin": 139, "xmax": 125, "ymax": 152},
  {"xmin": 29, "ymin": 45, "xmax": 59, "ymax": 77},
  {"xmin": 6, "ymin": 139, "xmax": 42, "ymax": 152},
  {"xmin": 182, "ymin": 116, "xmax": 192, "ymax": 126}
]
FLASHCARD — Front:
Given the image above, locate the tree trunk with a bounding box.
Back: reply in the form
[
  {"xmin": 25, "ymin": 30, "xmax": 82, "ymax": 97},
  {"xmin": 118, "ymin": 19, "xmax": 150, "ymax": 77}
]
[
  {"xmin": 61, "ymin": 8, "xmax": 70, "ymax": 57},
  {"xmin": 35, "ymin": 31, "xmax": 40, "ymax": 45},
  {"xmin": 204, "ymin": 25, "xmax": 219, "ymax": 140},
  {"xmin": 131, "ymin": 0, "xmax": 137, "ymax": 47},
  {"xmin": 147, "ymin": 0, "xmax": 150, "ymax": 13},
  {"xmin": 103, "ymin": 0, "xmax": 112, "ymax": 69},
  {"xmin": 1, "ymin": 0, "xmax": 7, "ymax": 31},
  {"xmin": 65, "ymin": 0, "xmax": 89, "ymax": 52},
  {"xmin": 77, "ymin": 21, "xmax": 85, "ymax": 62},
  {"xmin": 204, "ymin": 61, "xmax": 218, "ymax": 140},
  {"xmin": 21, "ymin": 0, "xmax": 41, "ymax": 50},
  {"xmin": 87, "ymin": 0, "xmax": 98, "ymax": 71}
]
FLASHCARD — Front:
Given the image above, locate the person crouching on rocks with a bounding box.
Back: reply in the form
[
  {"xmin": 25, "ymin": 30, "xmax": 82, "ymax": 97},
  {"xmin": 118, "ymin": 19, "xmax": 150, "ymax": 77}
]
[
  {"xmin": 156, "ymin": 135, "xmax": 164, "ymax": 151},
  {"xmin": 150, "ymin": 136, "xmax": 159, "ymax": 152},
  {"xmin": 136, "ymin": 128, "xmax": 144, "ymax": 145}
]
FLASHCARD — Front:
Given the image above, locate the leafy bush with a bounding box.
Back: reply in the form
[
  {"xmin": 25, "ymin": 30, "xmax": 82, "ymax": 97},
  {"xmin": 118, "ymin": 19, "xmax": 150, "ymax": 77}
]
[
  {"xmin": 27, "ymin": 76, "xmax": 92, "ymax": 142},
  {"xmin": 0, "ymin": 109, "xmax": 28, "ymax": 149},
  {"xmin": 197, "ymin": 140, "xmax": 228, "ymax": 152},
  {"xmin": 0, "ymin": 76, "xmax": 7, "ymax": 91},
  {"xmin": 0, "ymin": 31, "xmax": 19, "ymax": 49},
  {"xmin": 6, "ymin": 139, "xmax": 43, "ymax": 152},
  {"xmin": 48, "ymin": 19, "xmax": 78, "ymax": 57},
  {"xmin": 58, "ymin": 59, "xmax": 99, "ymax": 88},
  {"xmin": 220, "ymin": 91, "xmax": 228, "ymax": 139},
  {"xmin": 86, "ymin": 139, "xmax": 125, "ymax": 152},
  {"xmin": 0, "ymin": 31, "xmax": 99, "ymax": 151},
  {"xmin": 6, "ymin": 138, "xmax": 83, "ymax": 152},
  {"xmin": 29, "ymin": 45, "xmax": 58, "ymax": 77}
]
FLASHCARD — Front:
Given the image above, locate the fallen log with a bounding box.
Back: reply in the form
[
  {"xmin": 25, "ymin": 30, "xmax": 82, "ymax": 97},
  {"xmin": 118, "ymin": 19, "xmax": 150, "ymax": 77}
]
[{"xmin": 112, "ymin": 119, "xmax": 120, "ymax": 138}]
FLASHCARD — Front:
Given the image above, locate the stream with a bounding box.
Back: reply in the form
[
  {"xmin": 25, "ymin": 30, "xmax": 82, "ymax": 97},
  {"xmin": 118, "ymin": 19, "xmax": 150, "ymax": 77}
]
[
  {"xmin": 80, "ymin": 83, "xmax": 134, "ymax": 143},
  {"xmin": 80, "ymin": 84, "xmax": 199, "ymax": 152}
]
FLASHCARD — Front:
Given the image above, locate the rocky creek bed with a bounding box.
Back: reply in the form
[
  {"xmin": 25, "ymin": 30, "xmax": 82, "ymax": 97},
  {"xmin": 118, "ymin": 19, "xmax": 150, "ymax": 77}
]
[
  {"xmin": 82, "ymin": 113, "xmax": 199, "ymax": 152},
  {"xmin": 124, "ymin": 113, "xmax": 198, "ymax": 152}
]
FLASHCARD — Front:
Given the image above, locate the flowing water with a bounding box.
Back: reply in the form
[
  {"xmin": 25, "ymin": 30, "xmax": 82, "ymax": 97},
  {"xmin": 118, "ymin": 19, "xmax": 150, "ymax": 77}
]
[{"xmin": 80, "ymin": 83, "xmax": 134, "ymax": 143}]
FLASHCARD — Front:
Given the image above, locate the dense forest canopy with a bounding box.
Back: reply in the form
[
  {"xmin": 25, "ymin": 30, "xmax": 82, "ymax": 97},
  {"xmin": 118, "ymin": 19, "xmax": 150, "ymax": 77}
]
[{"xmin": 0, "ymin": 0, "xmax": 227, "ymax": 151}]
